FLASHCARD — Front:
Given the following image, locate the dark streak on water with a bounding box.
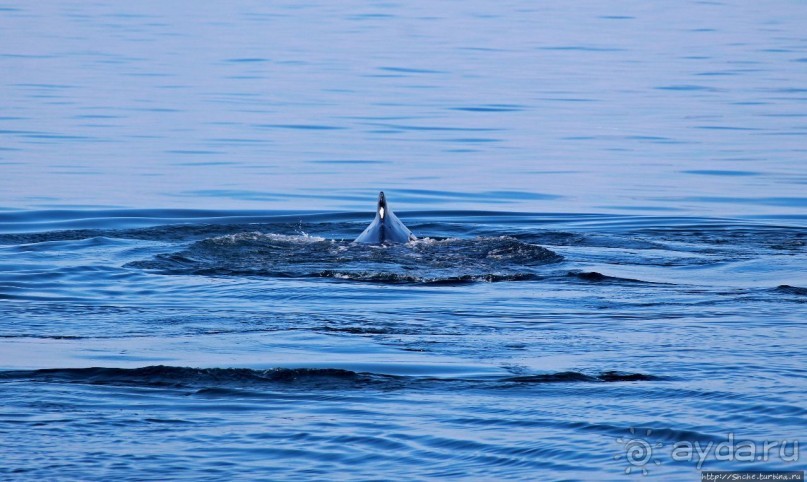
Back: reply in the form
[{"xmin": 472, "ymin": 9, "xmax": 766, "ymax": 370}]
[{"xmin": 0, "ymin": 366, "xmax": 661, "ymax": 389}]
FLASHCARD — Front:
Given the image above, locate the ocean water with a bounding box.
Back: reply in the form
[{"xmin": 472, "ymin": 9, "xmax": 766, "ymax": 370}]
[{"xmin": 1, "ymin": 1, "xmax": 806, "ymax": 480}]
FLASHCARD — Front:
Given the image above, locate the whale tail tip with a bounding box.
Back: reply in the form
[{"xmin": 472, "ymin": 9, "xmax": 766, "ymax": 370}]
[{"xmin": 355, "ymin": 191, "xmax": 414, "ymax": 244}]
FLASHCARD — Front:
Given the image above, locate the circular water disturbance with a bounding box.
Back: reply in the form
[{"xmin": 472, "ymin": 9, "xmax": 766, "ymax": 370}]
[{"xmin": 127, "ymin": 232, "xmax": 563, "ymax": 283}]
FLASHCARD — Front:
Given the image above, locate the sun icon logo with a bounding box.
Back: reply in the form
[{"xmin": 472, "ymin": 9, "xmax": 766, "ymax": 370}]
[{"xmin": 614, "ymin": 428, "xmax": 663, "ymax": 475}]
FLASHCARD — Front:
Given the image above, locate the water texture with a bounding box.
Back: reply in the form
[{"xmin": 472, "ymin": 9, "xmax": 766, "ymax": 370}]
[
  {"xmin": 1, "ymin": 210, "xmax": 805, "ymax": 480},
  {"xmin": 1, "ymin": 1, "xmax": 806, "ymax": 215},
  {"xmin": 1, "ymin": 1, "xmax": 806, "ymax": 480}
]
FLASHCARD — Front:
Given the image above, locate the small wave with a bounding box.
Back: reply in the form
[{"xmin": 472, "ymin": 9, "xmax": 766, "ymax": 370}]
[
  {"xmin": 775, "ymin": 285, "xmax": 807, "ymax": 296},
  {"xmin": 0, "ymin": 334, "xmax": 86, "ymax": 340},
  {"xmin": 209, "ymin": 231, "xmax": 326, "ymax": 244},
  {"xmin": 564, "ymin": 270, "xmax": 657, "ymax": 284},
  {"xmin": 126, "ymin": 233, "xmax": 562, "ymax": 283},
  {"xmin": 505, "ymin": 371, "xmax": 660, "ymax": 383},
  {"xmin": 316, "ymin": 270, "xmax": 541, "ymax": 284},
  {"xmin": 0, "ymin": 366, "xmax": 374, "ymax": 389}
]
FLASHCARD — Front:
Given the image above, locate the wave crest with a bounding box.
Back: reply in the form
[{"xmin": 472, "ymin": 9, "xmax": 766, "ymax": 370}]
[{"xmin": 0, "ymin": 366, "xmax": 659, "ymax": 390}]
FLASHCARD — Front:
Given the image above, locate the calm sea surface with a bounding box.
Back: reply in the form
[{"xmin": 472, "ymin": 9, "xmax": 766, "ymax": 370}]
[{"xmin": 1, "ymin": 1, "xmax": 806, "ymax": 480}]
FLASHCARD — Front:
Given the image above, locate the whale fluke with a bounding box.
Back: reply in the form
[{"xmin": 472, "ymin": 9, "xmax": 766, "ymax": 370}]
[{"xmin": 354, "ymin": 191, "xmax": 416, "ymax": 244}]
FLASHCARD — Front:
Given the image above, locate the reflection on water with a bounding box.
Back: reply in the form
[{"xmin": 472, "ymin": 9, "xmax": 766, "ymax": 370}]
[{"xmin": 1, "ymin": 1, "xmax": 806, "ymax": 214}]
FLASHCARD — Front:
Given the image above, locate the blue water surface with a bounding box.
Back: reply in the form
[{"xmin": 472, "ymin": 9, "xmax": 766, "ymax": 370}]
[{"xmin": 1, "ymin": 1, "xmax": 806, "ymax": 480}]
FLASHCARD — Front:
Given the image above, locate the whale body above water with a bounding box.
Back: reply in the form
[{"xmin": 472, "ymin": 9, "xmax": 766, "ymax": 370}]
[{"xmin": 354, "ymin": 191, "xmax": 416, "ymax": 244}]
